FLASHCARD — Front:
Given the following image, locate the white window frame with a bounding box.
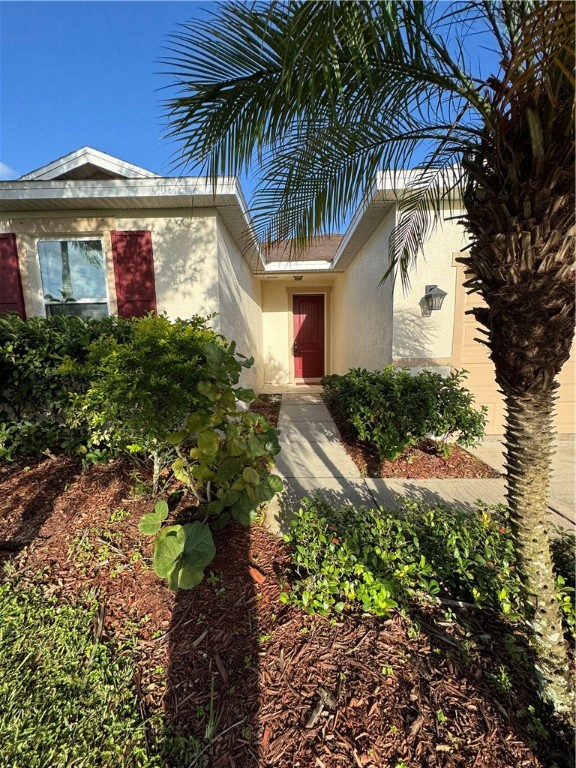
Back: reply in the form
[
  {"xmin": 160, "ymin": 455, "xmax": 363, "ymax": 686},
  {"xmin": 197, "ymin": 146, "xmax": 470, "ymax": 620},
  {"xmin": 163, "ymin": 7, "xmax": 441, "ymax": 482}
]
[{"xmin": 36, "ymin": 236, "xmax": 110, "ymax": 318}]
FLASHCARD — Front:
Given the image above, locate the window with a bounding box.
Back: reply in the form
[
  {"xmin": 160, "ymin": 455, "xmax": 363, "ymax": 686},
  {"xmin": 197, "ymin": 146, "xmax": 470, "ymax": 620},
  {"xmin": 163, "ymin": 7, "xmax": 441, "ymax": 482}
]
[{"xmin": 38, "ymin": 239, "xmax": 108, "ymax": 318}]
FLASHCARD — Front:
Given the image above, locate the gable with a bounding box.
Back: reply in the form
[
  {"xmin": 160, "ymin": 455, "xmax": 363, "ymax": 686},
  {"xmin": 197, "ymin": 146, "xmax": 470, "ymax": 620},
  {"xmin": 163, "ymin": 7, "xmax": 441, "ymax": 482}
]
[{"xmin": 20, "ymin": 147, "xmax": 159, "ymax": 181}]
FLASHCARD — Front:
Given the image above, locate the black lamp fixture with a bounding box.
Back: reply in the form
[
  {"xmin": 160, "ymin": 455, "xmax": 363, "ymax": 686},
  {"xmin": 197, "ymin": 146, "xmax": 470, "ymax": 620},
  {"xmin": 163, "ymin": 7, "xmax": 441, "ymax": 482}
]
[{"xmin": 424, "ymin": 284, "xmax": 447, "ymax": 311}]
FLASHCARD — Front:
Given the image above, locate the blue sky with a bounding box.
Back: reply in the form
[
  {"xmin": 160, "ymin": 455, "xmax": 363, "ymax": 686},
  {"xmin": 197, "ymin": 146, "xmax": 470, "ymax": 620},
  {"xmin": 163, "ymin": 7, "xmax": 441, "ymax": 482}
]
[{"xmin": 0, "ymin": 1, "xmax": 217, "ymax": 180}]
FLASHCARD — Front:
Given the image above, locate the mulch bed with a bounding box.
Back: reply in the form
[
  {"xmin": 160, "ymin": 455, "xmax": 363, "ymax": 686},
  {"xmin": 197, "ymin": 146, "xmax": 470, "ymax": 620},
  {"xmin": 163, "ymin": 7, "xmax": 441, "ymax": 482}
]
[
  {"xmin": 323, "ymin": 400, "xmax": 500, "ymax": 480},
  {"xmin": 1, "ymin": 456, "xmax": 572, "ymax": 768},
  {"xmin": 249, "ymin": 394, "xmax": 283, "ymax": 428}
]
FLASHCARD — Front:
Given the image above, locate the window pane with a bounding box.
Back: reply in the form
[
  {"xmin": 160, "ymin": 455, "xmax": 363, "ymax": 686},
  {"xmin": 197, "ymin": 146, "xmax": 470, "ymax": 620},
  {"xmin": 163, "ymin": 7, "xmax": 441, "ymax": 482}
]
[{"xmin": 38, "ymin": 240, "xmax": 106, "ymax": 302}]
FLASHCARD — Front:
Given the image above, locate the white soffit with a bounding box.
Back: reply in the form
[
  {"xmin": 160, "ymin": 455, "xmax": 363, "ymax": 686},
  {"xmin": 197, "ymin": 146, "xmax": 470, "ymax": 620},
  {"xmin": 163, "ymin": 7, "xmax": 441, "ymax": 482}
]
[{"xmin": 19, "ymin": 147, "xmax": 159, "ymax": 181}]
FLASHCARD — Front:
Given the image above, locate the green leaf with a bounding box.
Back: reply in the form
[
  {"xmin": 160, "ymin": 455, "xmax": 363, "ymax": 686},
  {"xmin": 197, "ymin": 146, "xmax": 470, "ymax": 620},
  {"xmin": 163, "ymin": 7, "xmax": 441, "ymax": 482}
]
[
  {"xmin": 234, "ymin": 387, "xmax": 255, "ymax": 403},
  {"xmin": 197, "ymin": 381, "xmax": 220, "ymax": 401},
  {"xmin": 218, "ymin": 457, "xmax": 243, "ymax": 482},
  {"xmin": 138, "ymin": 512, "xmax": 162, "ymax": 536},
  {"xmin": 187, "ymin": 413, "xmax": 210, "ymax": 433},
  {"xmin": 242, "ymin": 466, "xmax": 260, "ymax": 485},
  {"xmin": 175, "ymin": 562, "xmax": 205, "ymax": 589},
  {"xmin": 152, "ymin": 528, "xmax": 184, "ymax": 578},
  {"xmin": 268, "ymin": 474, "xmax": 285, "ymax": 493},
  {"xmin": 154, "ymin": 500, "xmax": 169, "ymax": 521},
  {"xmin": 180, "ymin": 521, "xmax": 216, "ymax": 568},
  {"xmin": 166, "ymin": 430, "xmax": 188, "ymax": 445},
  {"xmin": 198, "ymin": 429, "xmax": 220, "ymax": 455}
]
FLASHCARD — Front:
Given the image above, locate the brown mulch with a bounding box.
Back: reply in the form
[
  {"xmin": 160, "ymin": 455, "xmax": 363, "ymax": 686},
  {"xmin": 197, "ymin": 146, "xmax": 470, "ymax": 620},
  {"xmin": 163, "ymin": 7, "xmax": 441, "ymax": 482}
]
[
  {"xmin": 323, "ymin": 399, "xmax": 500, "ymax": 479},
  {"xmin": 249, "ymin": 394, "xmax": 283, "ymax": 428},
  {"xmin": 0, "ymin": 456, "xmax": 571, "ymax": 768}
]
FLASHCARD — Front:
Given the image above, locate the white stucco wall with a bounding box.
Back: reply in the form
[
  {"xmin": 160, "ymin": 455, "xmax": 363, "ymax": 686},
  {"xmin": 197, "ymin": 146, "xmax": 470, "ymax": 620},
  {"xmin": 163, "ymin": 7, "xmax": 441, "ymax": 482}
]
[
  {"xmin": 216, "ymin": 215, "xmax": 263, "ymax": 391},
  {"xmin": 392, "ymin": 209, "xmax": 466, "ymax": 366},
  {"xmin": 333, "ymin": 212, "xmax": 395, "ymax": 373}
]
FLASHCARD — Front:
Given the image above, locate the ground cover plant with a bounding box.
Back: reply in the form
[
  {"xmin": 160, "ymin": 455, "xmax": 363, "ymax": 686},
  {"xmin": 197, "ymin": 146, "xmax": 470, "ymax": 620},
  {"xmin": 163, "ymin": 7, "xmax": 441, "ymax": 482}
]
[
  {"xmin": 282, "ymin": 497, "xmax": 575, "ymax": 634},
  {"xmin": 0, "ymin": 574, "xmax": 200, "ymax": 768},
  {"xmin": 322, "ymin": 367, "xmax": 487, "ymax": 462},
  {"xmin": 0, "ymin": 458, "xmax": 573, "ymax": 768}
]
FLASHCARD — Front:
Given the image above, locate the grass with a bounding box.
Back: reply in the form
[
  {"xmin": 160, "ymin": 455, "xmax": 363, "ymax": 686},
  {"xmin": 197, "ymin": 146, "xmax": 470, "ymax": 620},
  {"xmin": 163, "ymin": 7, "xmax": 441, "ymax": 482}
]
[{"xmin": 0, "ymin": 574, "xmax": 199, "ymax": 768}]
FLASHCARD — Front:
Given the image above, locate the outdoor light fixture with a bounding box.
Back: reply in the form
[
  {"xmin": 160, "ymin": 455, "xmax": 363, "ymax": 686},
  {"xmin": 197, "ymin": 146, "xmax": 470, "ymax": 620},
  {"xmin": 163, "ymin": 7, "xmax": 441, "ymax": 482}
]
[
  {"xmin": 424, "ymin": 285, "xmax": 447, "ymax": 311},
  {"xmin": 293, "ymin": 275, "xmax": 303, "ymax": 281}
]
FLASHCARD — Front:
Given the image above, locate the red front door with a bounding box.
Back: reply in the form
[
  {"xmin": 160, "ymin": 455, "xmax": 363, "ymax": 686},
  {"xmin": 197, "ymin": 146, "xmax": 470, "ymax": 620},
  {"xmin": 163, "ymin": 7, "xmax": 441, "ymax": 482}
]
[{"xmin": 293, "ymin": 294, "xmax": 325, "ymax": 379}]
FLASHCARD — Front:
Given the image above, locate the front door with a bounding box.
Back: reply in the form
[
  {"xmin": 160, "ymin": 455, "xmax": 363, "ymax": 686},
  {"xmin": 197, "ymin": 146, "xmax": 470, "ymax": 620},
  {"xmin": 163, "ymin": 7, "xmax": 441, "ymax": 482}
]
[{"xmin": 293, "ymin": 294, "xmax": 325, "ymax": 379}]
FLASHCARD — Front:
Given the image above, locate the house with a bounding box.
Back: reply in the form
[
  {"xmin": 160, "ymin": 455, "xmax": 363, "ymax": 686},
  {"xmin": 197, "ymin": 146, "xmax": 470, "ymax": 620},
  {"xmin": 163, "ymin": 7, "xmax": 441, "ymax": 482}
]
[{"xmin": 0, "ymin": 147, "xmax": 573, "ymax": 434}]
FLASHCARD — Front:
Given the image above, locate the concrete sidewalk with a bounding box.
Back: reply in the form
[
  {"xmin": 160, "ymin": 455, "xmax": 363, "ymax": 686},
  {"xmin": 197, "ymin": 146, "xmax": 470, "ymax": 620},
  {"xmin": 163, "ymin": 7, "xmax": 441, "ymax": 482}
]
[{"xmin": 266, "ymin": 392, "xmax": 575, "ymax": 534}]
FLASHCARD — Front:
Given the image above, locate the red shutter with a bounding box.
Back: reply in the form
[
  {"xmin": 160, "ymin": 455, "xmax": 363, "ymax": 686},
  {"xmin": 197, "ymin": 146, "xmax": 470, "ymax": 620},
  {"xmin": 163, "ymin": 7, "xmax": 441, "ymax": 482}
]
[
  {"xmin": 0, "ymin": 234, "xmax": 26, "ymax": 318},
  {"xmin": 111, "ymin": 230, "xmax": 157, "ymax": 317}
]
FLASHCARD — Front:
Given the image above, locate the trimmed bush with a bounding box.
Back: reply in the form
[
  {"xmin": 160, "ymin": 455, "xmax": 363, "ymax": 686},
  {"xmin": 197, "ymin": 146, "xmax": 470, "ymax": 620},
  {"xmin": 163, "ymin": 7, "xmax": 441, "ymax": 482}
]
[{"xmin": 322, "ymin": 366, "xmax": 487, "ymax": 460}]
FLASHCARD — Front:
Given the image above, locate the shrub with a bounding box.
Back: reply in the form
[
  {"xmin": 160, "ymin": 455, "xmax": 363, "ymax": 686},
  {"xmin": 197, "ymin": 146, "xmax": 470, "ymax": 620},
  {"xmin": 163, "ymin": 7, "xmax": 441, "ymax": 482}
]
[
  {"xmin": 322, "ymin": 366, "xmax": 487, "ymax": 460},
  {"xmin": 0, "ymin": 314, "xmax": 132, "ymax": 459},
  {"xmin": 138, "ymin": 339, "xmax": 283, "ymax": 590},
  {"xmin": 70, "ymin": 314, "xmax": 224, "ymax": 489},
  {"xmin": 281, "ymin": 496, "xmax": 574, "ymax": 631}
]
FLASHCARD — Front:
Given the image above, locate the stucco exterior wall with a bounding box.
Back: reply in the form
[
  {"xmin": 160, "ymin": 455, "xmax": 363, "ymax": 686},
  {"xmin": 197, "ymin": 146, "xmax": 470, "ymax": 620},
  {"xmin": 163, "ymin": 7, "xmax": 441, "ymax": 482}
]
[
  {"xmin": 1, "ymin": 209, "xmax": 220, "ymax": 321},
  {"xmin": 115, "ymin": 211, "xmax": 219, "ymax": 319},
  {"xmin": 216, "ymin": 215, "xmax": 263, "ymax": 391},
  {"xmin": 333, "ymin": 213, "xmax": 395, "ymax": 373},
  {"xmin": 392, "ymin": 209, "xmax": 465, "ymax": 369}
]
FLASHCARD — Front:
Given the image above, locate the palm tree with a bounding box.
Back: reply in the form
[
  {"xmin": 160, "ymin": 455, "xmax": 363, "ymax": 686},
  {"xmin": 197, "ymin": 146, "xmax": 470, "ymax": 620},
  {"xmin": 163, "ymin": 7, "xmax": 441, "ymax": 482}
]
[{"xmin": 163, "ymin": 1, "xmax": 575, "ymax": 718}]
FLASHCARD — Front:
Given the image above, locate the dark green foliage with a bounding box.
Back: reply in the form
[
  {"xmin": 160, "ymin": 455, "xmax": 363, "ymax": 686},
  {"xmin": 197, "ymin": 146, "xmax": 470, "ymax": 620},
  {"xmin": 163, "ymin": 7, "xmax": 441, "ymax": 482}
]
[
  {"xmin": 0, "ymin": 577, "xmax": 200, "ymax": 767},
  {"xmin": 322, "ymin": 366, "xmax": 487, "ymax": 460},
  {"xmin": 0, "ymin": 314, "xmax": 132, "ymax": 459},
  {"xmin": 282, "ymin": 497, "xmax": 574, "ymax": 630}
]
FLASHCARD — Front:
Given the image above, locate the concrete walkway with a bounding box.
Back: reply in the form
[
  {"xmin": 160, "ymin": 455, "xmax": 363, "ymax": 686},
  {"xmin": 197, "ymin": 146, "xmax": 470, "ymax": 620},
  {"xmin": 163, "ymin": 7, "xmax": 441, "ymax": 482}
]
[{"xmin": 266, "ymin": 392, "xmax": 575, "ymax": 534}]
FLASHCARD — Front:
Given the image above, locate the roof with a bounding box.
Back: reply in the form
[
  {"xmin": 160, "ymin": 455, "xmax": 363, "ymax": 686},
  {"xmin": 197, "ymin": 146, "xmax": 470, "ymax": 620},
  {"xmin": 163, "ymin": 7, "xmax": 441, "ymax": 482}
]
[
  {"xmin": 19, "ymin": 147, "xmax": 159, "ymax": 181},
  {"xmin": 263, "ymin": 235, "xmax": 344, "ymax": 264}
]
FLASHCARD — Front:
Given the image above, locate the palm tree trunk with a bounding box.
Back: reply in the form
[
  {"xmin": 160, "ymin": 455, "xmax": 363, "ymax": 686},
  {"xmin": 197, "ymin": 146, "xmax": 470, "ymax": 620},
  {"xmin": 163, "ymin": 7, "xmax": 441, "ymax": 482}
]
[{"xmin": 500, "ymin": 380, "xmax": 574, "ymax": 719}]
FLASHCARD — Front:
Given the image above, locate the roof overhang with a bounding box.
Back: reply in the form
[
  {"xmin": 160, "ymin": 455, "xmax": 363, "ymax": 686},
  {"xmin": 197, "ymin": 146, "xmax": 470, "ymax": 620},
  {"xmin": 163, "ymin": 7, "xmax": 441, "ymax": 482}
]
[{"xmin": 0, "ymin": 176, "xmax": 262, "ymax": 267}]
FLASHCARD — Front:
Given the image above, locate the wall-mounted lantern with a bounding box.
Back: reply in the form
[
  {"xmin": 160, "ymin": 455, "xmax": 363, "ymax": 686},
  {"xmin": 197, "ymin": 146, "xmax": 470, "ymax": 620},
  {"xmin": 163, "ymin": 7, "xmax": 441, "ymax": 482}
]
[{"xmin": 424, "ymin": 284, "xmax": 447, "ymax": 311}]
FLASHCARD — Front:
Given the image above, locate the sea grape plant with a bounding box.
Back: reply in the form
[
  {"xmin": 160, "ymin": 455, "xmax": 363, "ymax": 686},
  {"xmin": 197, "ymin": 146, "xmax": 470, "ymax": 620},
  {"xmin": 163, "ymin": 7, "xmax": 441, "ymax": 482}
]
[{"xmin": 139, "ymin": 340, "xmax": 284, "ymax": 589}]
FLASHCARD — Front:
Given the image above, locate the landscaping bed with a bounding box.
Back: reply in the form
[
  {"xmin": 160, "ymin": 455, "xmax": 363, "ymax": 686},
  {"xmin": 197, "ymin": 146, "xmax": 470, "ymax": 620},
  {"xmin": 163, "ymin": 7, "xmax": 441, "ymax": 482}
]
[
  {"xmin": 1, "ymin": 456, "xmax": 572, "ymax": 768},
  {"xmin": 249, "ymin": 393, "xmax": 283, "ymax": 428},
  {"xmin": 334, "ymin": 429, "xmax": 500, "ymax": 479}
]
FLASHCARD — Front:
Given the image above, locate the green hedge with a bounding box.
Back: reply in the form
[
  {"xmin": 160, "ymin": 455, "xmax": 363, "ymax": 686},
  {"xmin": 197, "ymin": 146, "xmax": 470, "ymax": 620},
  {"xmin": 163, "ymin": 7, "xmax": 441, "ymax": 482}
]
[
  {"xmin": 322, "ymin": 366, "xmax": 487, "ymax": 460},
  {"xmin": 0, "ymin": 314, "xmax": 224, "ymax": 461}
]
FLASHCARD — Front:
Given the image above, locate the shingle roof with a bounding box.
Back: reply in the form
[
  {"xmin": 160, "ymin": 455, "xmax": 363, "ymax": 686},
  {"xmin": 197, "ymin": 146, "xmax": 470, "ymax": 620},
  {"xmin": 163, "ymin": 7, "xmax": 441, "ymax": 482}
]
[{"xmin": 263, "ymin": 235, "xmax": 344, "ymax": 263}]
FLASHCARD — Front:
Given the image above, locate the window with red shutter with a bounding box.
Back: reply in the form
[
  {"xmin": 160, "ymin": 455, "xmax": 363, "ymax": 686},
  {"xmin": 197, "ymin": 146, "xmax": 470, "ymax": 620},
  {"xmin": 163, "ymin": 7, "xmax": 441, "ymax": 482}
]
[
  {"xmin": 111, "ymin": 231, "xmax": 157, "ymax": 317},
  {"xmin": 0, "ymin": 234, "xmax": 26, "ymax": 318}
]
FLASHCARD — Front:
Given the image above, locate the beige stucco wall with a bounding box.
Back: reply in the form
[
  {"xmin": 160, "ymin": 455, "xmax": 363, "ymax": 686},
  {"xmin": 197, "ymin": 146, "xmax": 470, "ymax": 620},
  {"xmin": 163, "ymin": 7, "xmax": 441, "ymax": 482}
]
[
  {"xmin": 392, "ymin": 209, "xmax": 465, "ymax": 368},
  {"xmin": 333, "ymin": 213, "xmax": 395, "ymax": 373},
  {"xmin": 1, "ymin": 209, "xmax": 220, "ymax": 321},
  {"xmin": 216, "ymin": 215, "xmax": 263, "ymax": 391},
  {"xmin": 116, "ymin": 211, "xmax": 219, "ymax": 320}
]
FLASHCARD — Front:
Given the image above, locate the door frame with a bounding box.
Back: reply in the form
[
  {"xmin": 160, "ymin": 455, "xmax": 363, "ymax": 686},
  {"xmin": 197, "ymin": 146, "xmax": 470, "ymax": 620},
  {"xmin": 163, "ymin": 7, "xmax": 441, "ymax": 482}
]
[{"xmin": 287, "ymin": 286, "xmax": 332, "ymax": 383}]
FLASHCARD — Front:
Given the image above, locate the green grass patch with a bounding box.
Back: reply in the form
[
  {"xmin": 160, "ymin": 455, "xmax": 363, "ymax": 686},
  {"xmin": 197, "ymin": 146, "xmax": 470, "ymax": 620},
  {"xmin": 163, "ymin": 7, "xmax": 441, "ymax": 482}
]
[{"xmin": 0, "ymin": 577, "xmax": 198, "ymax": 768}]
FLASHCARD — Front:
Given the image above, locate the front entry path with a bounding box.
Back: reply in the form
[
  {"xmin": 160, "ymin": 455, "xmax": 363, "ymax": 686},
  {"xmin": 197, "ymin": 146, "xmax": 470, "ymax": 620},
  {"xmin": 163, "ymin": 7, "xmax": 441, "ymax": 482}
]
[{"xmin": 264, "ymin": 392, "xmax": 576, "ymax": 535}]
